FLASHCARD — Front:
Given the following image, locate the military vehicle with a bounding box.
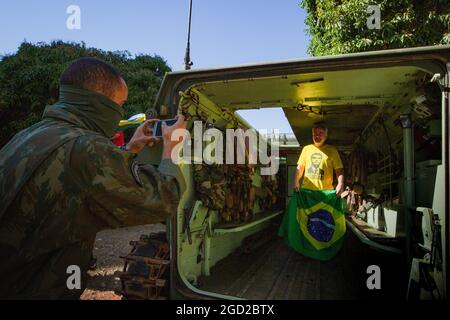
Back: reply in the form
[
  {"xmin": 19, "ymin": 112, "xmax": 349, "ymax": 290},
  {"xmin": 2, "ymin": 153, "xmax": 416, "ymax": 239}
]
[{"xmin": 117, "ymin": 45, "xmax": 449, "ymax": 300}]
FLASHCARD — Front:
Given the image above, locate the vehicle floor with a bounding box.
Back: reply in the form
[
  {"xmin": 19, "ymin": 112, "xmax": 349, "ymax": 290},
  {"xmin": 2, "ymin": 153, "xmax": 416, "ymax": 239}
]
[{"xmin": 197, "ymin": 230, "xmax": 406, "ymax": 300}]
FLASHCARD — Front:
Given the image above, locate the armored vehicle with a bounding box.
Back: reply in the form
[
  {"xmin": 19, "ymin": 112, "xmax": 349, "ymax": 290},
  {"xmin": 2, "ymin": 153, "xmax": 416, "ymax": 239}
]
[{"xmin": 118, "ymin": 45, "xmax": 449, "ymax": 300}]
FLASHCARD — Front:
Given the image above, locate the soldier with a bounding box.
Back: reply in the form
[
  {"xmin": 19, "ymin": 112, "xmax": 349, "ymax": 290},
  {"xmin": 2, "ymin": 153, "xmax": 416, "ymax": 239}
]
[{"xmin": 0, "ymin": 57, "xmax": 185, "ymax": 299}]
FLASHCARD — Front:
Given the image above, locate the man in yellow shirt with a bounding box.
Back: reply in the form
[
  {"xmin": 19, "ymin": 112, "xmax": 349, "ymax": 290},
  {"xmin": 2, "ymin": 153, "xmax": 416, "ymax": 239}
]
[
  {"xmin": 295, "ymin": 123, "xmax": 344, "ymax": 194},
  {"xmin": 279, "ymin": 123, "xmax": 346, "ymax": 260},
  {"xmin": 278, "ymin": 124, "xmax": 346, "ymax": 261}
]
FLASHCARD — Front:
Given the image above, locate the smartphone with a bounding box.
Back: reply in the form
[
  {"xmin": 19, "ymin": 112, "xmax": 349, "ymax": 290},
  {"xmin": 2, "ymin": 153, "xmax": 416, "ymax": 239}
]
[{"xmin": 152, "ymin": 118, "xmax": 178, "ymax": 137}]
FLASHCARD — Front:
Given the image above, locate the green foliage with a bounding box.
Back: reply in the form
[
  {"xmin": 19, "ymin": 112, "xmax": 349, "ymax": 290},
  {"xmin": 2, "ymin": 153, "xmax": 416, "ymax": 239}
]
[
  {"xmin": 300, "ymin": 0, "xmax": 450, "ymax": 56},
  {"xmin": 0, "ymin": 41, "xmax": 171, "ymax": 147}
]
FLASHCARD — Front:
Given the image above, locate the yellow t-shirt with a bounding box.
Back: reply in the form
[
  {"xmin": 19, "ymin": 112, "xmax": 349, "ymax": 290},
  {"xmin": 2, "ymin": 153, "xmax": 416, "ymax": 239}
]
[{"xmin": 297, "ymin": 144, "xmax": 343, "ymax": 191}]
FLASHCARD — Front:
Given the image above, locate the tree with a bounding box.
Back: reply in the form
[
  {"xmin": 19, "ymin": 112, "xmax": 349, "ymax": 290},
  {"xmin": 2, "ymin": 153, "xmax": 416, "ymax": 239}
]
[
  {"xmin": 301, "ymin": 0, "xmax": 450, "ymax": 56},
  {"xmin": 0, "ymin": 41, "xmax": 171, "ymax": 147}
]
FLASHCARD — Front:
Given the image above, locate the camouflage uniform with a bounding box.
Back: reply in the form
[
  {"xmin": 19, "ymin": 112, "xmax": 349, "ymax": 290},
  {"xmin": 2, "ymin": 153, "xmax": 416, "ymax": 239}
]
[{"xmin": 0, "ymin": 86, "xmax": 183, "ymax": 299}]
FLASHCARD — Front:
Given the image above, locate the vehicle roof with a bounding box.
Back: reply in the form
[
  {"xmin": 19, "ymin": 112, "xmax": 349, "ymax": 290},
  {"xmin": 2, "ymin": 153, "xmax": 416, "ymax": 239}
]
[
  {"xmin": 155, "ymin": 45, "xmax": 450, "ymax": 150},
  {"xmin": 164, "ymin": 45, "xmax": 450, "ymax": 76}
]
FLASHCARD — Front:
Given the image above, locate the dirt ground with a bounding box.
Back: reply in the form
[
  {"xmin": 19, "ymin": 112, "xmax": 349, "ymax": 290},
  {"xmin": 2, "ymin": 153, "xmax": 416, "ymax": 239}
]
[{"xmin": 80, "ymin": 223, "xmax": 165, "ymax": 300}]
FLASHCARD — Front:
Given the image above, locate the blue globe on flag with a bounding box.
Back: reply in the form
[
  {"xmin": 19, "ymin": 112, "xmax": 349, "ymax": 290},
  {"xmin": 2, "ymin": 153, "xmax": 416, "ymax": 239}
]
[{"xmin": 307, "ymin": 209, "xmax": 335, "ymax": 243}]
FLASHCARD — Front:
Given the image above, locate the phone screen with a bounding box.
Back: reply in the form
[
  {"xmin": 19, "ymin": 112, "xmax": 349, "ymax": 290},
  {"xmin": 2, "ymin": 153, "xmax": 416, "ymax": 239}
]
[{"xmin": 153, "ymin": 119, "xmax": 178, "ymax": 137}]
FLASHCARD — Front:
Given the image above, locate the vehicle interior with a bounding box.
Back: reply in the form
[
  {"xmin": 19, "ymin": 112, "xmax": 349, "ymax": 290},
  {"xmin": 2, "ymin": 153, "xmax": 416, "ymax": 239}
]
[{"xmin": 128, "ymin": 47, "xmax": 448, "ymax": 300}]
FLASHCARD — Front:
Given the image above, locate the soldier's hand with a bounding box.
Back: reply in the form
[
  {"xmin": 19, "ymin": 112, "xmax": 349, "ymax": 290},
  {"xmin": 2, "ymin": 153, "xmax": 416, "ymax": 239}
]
[
  {"xmin": 161, "ymin": 115, "xmax": 186, "ymax": 160},
  {"xmin": 126, "ymin": 119, "xmax": 160, "ymax": 154}
]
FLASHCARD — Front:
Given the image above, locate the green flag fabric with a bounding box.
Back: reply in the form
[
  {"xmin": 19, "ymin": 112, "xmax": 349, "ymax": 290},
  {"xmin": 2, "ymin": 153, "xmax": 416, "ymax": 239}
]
[{"xmin": 278, "ymin": 189, "xmax": 346, "ymax": 261}]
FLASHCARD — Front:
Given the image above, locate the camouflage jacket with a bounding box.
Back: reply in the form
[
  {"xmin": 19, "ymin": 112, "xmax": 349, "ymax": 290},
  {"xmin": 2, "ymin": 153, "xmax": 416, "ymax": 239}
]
[{"xmin": 0, "ymin": 86, "xmax": 183, "ymax": 299}]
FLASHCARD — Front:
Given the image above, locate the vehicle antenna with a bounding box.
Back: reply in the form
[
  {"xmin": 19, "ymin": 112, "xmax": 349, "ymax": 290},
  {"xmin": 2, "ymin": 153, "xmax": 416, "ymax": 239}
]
[{"xmin": 184, "ymin": 0, "xmax": 194, "ymax": 70}]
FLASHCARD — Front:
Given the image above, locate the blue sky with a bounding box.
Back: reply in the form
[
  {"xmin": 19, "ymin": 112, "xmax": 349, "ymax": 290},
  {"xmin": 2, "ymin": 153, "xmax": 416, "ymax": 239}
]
[{"xmin": 0, "ymin": 1, "xmax": 310, "ymax": 133}]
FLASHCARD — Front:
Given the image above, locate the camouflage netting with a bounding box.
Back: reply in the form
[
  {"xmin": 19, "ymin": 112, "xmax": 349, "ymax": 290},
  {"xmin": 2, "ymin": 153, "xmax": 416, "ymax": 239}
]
[
  {"xmin": 193, "ymin": 163, "xmax": 278, "ymax": 223},
  {"xmin": 258, "ymin": 175, "xmax": 279, "ymax": 212},
  {"xmin": 180, "ymin": 90, "xmax": 279, "ymax": 223}
]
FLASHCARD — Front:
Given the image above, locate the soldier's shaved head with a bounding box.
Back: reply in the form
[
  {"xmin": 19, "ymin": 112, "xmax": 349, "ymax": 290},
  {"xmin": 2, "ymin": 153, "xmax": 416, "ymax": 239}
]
[{"xmin": 60, "ymin": 57, "xmax": 127, "ymax": 105}]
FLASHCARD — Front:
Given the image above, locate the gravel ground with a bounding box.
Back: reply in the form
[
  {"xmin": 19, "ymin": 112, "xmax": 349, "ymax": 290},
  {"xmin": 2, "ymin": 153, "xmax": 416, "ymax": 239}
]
[{"xmin": 80, "ymin": 223, "xmax": 165, "ymax": 300}]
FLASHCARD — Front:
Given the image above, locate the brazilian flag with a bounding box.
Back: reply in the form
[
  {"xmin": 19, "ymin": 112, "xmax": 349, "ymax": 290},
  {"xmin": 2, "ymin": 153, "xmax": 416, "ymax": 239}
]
[{"xmin": 278, "ymin": 189, "xmax": 346, "ymax": 261}]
